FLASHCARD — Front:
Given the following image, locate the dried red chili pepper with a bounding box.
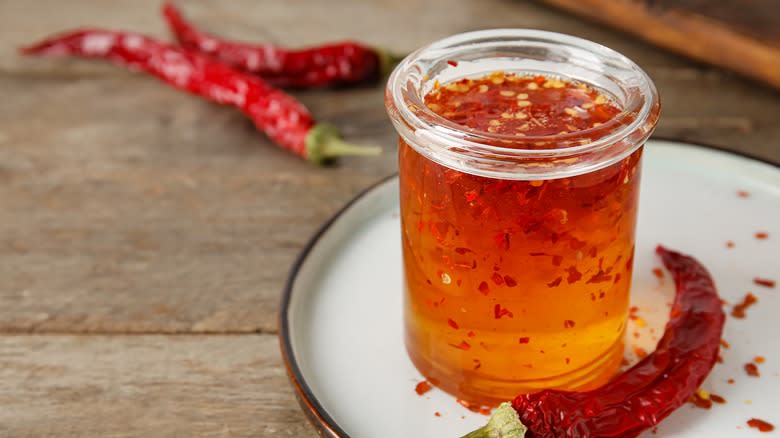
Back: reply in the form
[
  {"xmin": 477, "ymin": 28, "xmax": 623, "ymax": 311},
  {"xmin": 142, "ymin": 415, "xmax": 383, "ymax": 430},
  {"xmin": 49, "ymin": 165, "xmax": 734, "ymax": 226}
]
[
  {"xmin": 465, "ymin": 246, "xmax": 725, "ymax": 438},
  {"xmin": 20, "ymin": 29, "xmax": 380, "ymax": 163},
  {"xmin": 162, "ymin": 3, "xmax": 402, "ymax": 88}
]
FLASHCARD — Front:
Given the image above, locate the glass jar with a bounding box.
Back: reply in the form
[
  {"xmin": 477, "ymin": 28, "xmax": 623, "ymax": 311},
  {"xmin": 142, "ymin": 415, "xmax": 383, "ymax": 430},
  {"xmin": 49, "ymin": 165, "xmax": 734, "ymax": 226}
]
[{"xmin": 385, "ymin": 29, "xmax": 660, "ymax": 404}]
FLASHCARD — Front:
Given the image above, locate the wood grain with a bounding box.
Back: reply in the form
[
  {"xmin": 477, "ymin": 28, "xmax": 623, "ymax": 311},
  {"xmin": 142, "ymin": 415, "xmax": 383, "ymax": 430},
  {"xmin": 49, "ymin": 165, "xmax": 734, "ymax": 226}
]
[
  {"xmin": 0, "ymin": 334, "xmax": 314, "ymax": 437},
  {"xmin": 542, "ymin": 0, "xmax": 780, "ymax": 89}
]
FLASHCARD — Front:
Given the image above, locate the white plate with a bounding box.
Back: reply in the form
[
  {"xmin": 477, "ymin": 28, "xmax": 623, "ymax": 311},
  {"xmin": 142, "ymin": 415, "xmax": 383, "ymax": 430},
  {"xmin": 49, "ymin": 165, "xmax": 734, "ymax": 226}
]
[{"xmin": 280, "ymin": 140, "xmax": 779, "ymax": 437}]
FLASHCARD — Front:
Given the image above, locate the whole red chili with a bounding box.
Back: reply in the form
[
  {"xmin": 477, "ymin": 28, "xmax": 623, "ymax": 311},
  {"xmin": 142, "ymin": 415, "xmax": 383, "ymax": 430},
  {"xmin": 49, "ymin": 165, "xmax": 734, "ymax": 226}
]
[
  {"xmin": 20, "ymin": 30, "xmax": 379, "ymax": 163},
  {"xmin": 162, "ymin": 3, "xmax": 402, "ymax": 88},
  {"xmin": 506, "ymin": 246, "xmax": 725, "ymax": 438}
]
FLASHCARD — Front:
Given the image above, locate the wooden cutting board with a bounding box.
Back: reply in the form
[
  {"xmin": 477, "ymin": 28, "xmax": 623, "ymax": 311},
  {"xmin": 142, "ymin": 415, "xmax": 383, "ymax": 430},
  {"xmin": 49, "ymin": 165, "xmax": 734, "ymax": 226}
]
[{"xmin": 541, "ymin": 0, "xmax": 780, "ymax": 89}]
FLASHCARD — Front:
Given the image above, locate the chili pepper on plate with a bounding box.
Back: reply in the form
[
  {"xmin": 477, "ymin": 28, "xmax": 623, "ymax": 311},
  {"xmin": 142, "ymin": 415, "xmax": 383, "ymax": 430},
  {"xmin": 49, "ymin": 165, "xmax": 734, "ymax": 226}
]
[
  {"xmin": 465, "ymin": 245, "xmax": 726, "ymax": 438},
  {"xmin": 20, "ymin": 29, "xmax": 380, "ymax": 164},
  {"xmin": 162, "ymin": 2, "xmax": 403, "ymax": 88}
]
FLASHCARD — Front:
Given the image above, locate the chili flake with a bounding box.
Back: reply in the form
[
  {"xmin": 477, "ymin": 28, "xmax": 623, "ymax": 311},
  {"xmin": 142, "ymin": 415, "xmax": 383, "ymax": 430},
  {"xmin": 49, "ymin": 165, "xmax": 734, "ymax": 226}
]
[
  {"xmin": 494, "ymin": 304, "xmax": 514, "ymax": 319},
  {"xmin": 652, "ymin": 267, "xmax": 664, "ymax": 279},
  {"xmin": 726, "ymin": 240, "xmax": 735, "ymax": 248},
  {"xmin": 415, "ymin": 380, "xmax": 432, "ymax": 396},
  {"xmin": 491, "ymin": 272, "xmax": 504, "ymax": 285},
  {"xmin": 518, "ymin": 337, "xmax": 530, "ymax": 344},
  {"xmin": 503, "ymin": 275, "xmax": 518, "ymax": 287},
  {"xmin": 478, "ymin": 281, "xmax": 490, "ymax": 295},
  {"xmin": 689, "ymin": 391, "xmax": 713, "ymax": 409},
  {"xmin": 709, "ymin": 394, "xmax": 726, "ymax": 404},
  {"xmin": 731, "ymin": 293, "xmax": 758, "ymax": 319},
  {"xmin": 448, "ymin": 318, "xmax": 460, "ymax": 330},
  {"xmin": 753, "ymin": 277, "xmax": 776, "ymax": 288},
  {"xmin": 755, "ymin": 231, "xmax": 768, "ymax": 240},
  {"xmin": 563, "ymin": 319, "xmax": 576, "ymax": 329},
  {"xmin": 737, "ymin": 190, "xmax": 750, "ymax": 198},
  {"xmin": 744, "ymin": 362, "xmax": 760, "ymax": 377},
  {"xmin": 754, "ymin": 356, "xmax": 765, "ymax": 364},
  {"xmin": 747, "ymin": 418, "xmax": 775, "ymax": 432},
  {"xmin": 566, "ymin": 266, "xmax": 582, "ymax": 284},
  {"xmin": 434, "ymin": 411, "xmax": 442, "ymax": 417},
  {"xmin": 547, "ymin": 277, "xmax": 562, "ymax": 288}
]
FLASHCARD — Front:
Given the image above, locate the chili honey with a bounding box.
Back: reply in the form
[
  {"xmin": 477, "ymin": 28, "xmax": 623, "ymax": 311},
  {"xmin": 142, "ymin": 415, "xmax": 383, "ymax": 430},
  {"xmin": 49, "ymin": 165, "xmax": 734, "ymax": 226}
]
[{"xmin": 386, "ymin": 30, "xmax": 660, "ymax": 404}]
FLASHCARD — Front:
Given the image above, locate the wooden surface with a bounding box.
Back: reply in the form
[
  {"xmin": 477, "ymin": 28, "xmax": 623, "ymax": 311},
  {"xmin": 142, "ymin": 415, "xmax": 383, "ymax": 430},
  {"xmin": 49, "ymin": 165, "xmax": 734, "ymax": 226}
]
[
  {"xmin": 542, "ymin": 0, "xmax": 780, "ymax": 89},
  {"xmin": 0, "ymin": 0, "xmax": 777, "ymax": 436}
]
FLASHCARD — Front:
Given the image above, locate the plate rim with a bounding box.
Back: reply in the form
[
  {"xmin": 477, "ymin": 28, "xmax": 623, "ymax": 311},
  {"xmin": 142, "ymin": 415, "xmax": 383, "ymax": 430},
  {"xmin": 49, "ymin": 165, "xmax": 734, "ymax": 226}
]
[{"xmin": 278, "ymin": 138, "xmax": 779, "ymax": 438}]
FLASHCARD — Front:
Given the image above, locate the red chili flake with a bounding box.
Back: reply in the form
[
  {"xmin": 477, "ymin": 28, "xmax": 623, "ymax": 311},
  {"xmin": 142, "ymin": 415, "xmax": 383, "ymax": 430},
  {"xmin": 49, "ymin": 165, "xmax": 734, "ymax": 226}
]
[
  {"xmin": 551, "ymin": 255, "xmax": 563, "ymax": 267},
  {"xmin": 744, "ymin": 362, "xmax": 760, "ymax": 377},
  {"xmin": 447, "ymin": 59, "xmax": 459, "ymax": 67},
  {"xmin": 563, "ymin": 319, "xmax": 576, "ymax": 329},
  {"xmin": 478, "ymin": 281, "xmax": 490, "ymax": 295},
  {"xmin": 755, "ymin": 232, "xmax": 769, "ymax": 240},
  {"xmin": 727, "ymin": 378, "xmax": 735, "ymax": 384},
  {"xmin": 726, "ymin": 240, "xmax": 735, "ymax": 248},
  {"xmin": 709, "ymin": 394, "xmax": 726, "ymax": 404},
  {"xmin": 415, "ymin": 380, "xmax": 432, "ymax": 396},
  {"xmin": 464, "ymin": 189, "xmax": 479, "ymax": 202},
  {"xmin": 586, "ymin": 271, "xmax": 612, "ymax": 284},
  {"xmin": 652, "ymin": 267, "xmax": 664, "ymax": 279},
  {"xmin": 566, "ymin": 266, "xmax": 582, "ymax": 284},
  {"xmin": 633, "ymin": 331, "xmax": 640, "ymax": 339},
  {"xmin": 731, "ymin": 293, "xmax": 758, "ymax": 319},
  {"xmin": 688, "ymin": 391, "xmax": 713, "ymax": 409},
  {"xmin": 633, "ymin": 346, "xmax": 648, "ymax": 359},
  {"xmin": 447, "ymin": 318, "xmax": 459, "ymax": 330},
  {"xmin": 716, "ymin": 355, "xmax": 724, "ymax": 363},
  {"xmin": 491, "ymin": 272, "xmax": 504, "ymax": 285},
  {"xmin": 599, "ymin": 291, "xmax": 606, "ymax": 299},
  {"xmin": 494, "ymin": 304, "xmax": 514, "ymax": 319},
  {"xmin": 754, "ymin": 277, "xmax": 776, "ymax": 288},
  {"xmin": 565, "ymin": 357, "xmax": 571, "ymax": 364},
  {"xmin": 720, "ymin": 339, "xmax": 731, "ymax": 349},
  {"xmin": 454, "ymin": 247, "xmax": 473, "ymax": 255},
  {"xmin": 417, "ymin": 219, "xmax": 425, "ymax": 232},
  {"xmin": 747, "ymin": 418, "xmax": 775, "ymax": 432},
  {"xmin": 494, "ymin": 232, "xmax": 510, "ymax": 251},
  {"xmin": 569, "ymin": 237, "xmax": 587, "ymax": 250},
  {"xmin": 467, "ymin": 330, "xmax": 475, "ymax": 338},
  {"xmin": 614, "ymin": 273, "xmax": 622, "ymax": 284},
  {"xmin": 625, "ymin": 252, "xmax": 635, "ymax": 271},
  {"xmin": 755, "ymin": 356, "xmax": 765, "ymax": 364},
  {"xmin": 434, "ymin": 411, "xmax": 442, "ymax": 417},
  {"xmin": 737, "ymin": 190, "xmax": 750, "ymax": 198},
  {"xmin": 504, "ymin": 275, "xmax": 518, "ymax": 287},
  {"xmin": 518, "ymin": 337, "xmax": 530, "ymax": 344},
  {"xmin": 473, "ymin": 359, "xmax": 482, "ymax": 370},
  {"xmin": 456, "ymin": 279, "xmax": 462, "ymax": 287},
  {"xmin": 547, "ymin": 277, "xmax": 562, "ymax": 288},
  {"xmin": 588, "ymin": 247, "xmax": 598, "ymax": 258}
]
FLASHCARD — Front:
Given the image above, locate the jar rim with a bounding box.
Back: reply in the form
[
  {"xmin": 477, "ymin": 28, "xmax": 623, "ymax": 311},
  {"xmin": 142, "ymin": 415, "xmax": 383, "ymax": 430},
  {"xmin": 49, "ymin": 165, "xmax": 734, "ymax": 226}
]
[{"xmin": 385, "ymin": 29, "xmax": 661, "ymax": 179}]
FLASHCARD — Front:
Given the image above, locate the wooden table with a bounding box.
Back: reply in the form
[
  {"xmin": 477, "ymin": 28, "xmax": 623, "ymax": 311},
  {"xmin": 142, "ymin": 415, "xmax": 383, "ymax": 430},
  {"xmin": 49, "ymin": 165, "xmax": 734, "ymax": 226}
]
[{"xmin": 0, "ymin": 1, "xmax": 777, "ymax": 436}]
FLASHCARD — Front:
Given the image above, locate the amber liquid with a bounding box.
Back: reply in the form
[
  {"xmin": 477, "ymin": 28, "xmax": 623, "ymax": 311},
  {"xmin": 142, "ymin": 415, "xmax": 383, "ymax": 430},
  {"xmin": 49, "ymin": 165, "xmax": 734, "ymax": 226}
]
[{"xmin": 399, "ymin": 74, "xmax": 642, "ymax": 404}]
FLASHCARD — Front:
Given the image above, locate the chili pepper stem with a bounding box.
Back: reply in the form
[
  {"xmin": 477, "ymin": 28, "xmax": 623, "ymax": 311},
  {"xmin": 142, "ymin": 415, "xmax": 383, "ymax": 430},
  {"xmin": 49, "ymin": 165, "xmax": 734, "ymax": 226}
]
[
  {"xmin": 305, "ymin": 123, "xmax": 381, "ymax": 163},
  {"xmin": 460, "ymin": 403, "xmax": 527, "ymax": 438}
]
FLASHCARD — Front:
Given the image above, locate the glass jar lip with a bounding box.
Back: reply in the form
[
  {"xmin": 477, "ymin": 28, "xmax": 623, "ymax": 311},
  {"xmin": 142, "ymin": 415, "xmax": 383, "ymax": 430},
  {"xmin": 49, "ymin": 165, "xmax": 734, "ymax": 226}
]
[{"xmin": 386, "ymin": 29, "xmax": 660, "ymax": 164}]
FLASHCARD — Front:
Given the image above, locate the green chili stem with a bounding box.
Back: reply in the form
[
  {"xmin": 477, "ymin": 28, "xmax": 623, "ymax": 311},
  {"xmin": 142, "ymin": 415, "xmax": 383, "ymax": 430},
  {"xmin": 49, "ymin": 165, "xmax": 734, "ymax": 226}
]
[
  {"xmin": 460, "ymin": 403, "xmax": 527, "ymax": 438},
  {"xmin": 305, "ymin": 123, "xmax": 381, "ymax": 164}
]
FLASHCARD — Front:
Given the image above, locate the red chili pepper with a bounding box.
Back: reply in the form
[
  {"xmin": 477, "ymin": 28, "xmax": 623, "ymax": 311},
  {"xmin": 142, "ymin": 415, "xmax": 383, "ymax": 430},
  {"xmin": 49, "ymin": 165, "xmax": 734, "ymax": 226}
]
[
  {"xmin": 505, "ymin": 246, "xmax": 725, "ymax": 438},
  {"xmin": 20, "ymin": 30, "xmax": 379, "ymax": 163},
  {"xmin": 162, "ymin": 3, "xmax": 402, "ymax": 88}
]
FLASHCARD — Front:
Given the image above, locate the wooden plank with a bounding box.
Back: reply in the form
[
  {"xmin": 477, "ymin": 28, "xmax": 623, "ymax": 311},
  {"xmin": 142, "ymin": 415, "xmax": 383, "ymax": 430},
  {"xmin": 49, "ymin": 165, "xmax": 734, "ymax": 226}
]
[
  {"xmin": 541, "ymin": 0, "xmax": 780, "ymax": 89},
  {"xmin": 0, "ymin": 334, "xmax": 314, "ymax": 437},
  {"xmin": 0, "ymin": 0, "xmax": 777, "ymax": 335}
]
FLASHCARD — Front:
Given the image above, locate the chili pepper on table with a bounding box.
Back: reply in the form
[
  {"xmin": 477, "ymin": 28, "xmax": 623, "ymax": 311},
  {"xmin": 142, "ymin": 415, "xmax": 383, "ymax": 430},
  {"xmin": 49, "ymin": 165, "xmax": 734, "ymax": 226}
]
[
  {"xmin": 20, "ymin": 29, "xmax": 380, "ymax": 164},
  {"xmin": 162, "ymin": 3, "xmax": 403, "ymax": 88},
  {"xmin": 465, "ymin": 245, "xmax": 725, "ymax": 438}
]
